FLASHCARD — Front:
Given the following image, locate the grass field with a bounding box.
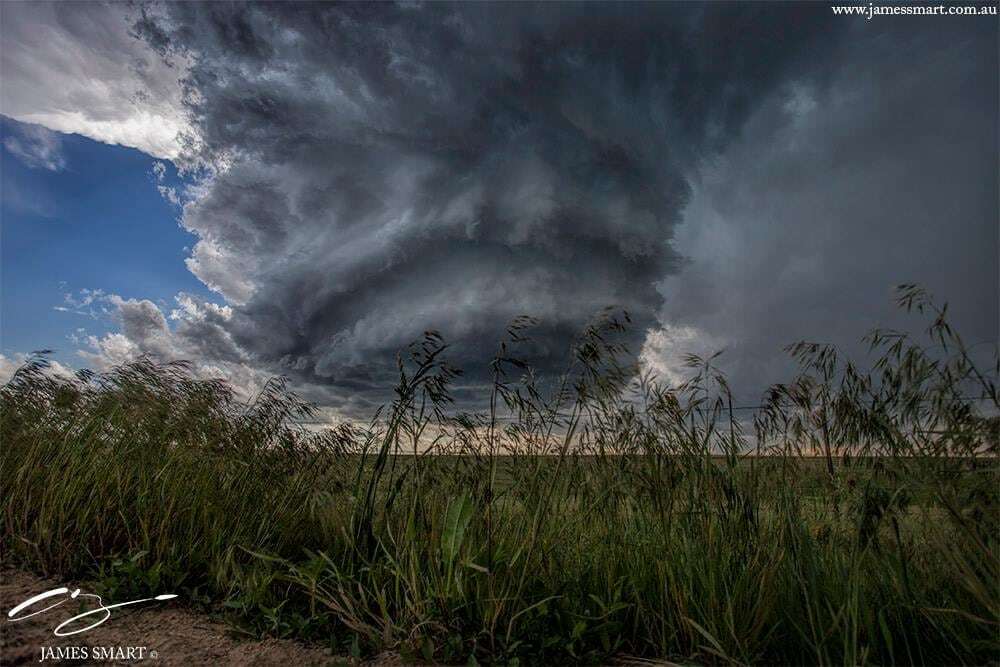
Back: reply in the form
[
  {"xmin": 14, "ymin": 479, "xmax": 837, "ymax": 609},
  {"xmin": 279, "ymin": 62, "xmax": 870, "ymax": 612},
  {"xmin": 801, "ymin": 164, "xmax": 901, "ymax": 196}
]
[{"xmin": 2, "ymin": 287, "xmax": 997, "ymax": 665}]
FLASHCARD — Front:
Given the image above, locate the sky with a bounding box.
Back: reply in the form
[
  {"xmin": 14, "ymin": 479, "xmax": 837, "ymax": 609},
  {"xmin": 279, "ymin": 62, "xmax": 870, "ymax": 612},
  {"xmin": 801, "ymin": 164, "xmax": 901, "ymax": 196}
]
[{"xmin": 1, "ymin": 1, "xmax": 997, "ymax": 419}]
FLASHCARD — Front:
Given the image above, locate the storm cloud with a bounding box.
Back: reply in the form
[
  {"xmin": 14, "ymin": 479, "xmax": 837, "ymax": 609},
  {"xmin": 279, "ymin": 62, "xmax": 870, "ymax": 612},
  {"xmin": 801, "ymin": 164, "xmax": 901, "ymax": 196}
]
[
  {"xmin": 650, "ymin": 15, "xmax": 998, "ymax": 401},
  {"xmin": 121, "ymin": 2, "xmax": 858, "ymax": 412},
  {"xmin": 7, "ymin": 2, "xmax": 994, "ymax": 417}
]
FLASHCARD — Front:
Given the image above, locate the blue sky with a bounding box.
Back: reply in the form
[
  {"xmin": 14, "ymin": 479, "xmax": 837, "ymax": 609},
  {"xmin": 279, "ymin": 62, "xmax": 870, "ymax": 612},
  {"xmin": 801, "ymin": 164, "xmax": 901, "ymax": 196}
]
[{"xmin": 1, "ymin": 115, "xmax": 212, "ymax": 368}]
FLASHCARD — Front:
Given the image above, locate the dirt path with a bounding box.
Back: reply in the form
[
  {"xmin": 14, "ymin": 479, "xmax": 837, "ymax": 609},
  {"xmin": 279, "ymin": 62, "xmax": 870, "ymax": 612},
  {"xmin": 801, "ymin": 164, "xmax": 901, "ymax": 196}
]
[{"xmin": 0, "ymin": 569, "xmax": 400, "ymax": 666}]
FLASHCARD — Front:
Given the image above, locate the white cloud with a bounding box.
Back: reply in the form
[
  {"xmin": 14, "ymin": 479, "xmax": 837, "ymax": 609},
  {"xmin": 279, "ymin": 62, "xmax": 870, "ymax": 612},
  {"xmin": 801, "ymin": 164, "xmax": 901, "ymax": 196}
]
[
  {"xmin": 53, "ymin": 288, "xmax": 109, "ymax": 318},
  {"xmin": 169, "ymin": 293, "xmax": 232, "ymax": 322},
  {"xmin": 2, "ymin": 121, "xmax": 66, "ymax": 170},
  {"xmin": 74, "ymin": 291, "xmax": 271, "ymax": 402},
  {"xmin": 183, "ymin": 237, "xmax": 256, "ymax": 305},
  {"xmin": 639, "ymin": 324, "xmax": 726, "ymax": 388},
  {"xmin": 77, "ymin": 332, "xmax": 139, "ymax": 371},
  {"xmin": 150, "ymin": 160, "xmax": 186, "ymax": 206},
  {"xmin": 0, "ymin": 2, "xmax": 191, "ymax": 160},
  {"xmin": 0, "ymin": 353, "xmax": 75, "ymax": 385}
]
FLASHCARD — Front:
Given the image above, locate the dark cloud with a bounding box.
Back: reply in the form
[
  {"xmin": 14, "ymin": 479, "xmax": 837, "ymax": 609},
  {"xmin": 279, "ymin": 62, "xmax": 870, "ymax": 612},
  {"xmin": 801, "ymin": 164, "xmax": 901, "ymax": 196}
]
[
  {"xmin": 0, "ymin": 2, "xmax": 956, "ymax": 416},
  {"xmin": 652, "ymin": 17, "xmax": 998, "ymax": 401},
  {"xmin": 123, "ymin": 2, "xmax": 865, "ymax": 413}
]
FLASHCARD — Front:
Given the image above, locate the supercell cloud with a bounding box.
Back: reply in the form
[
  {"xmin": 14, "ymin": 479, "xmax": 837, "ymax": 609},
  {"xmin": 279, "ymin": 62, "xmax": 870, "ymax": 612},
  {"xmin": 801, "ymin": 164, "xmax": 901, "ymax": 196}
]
[
  {"xmin": 3, "ymin": 2, "xmax": 996, "ymax": 416},
  {"xmin": 128, "ymin": 3, "xmax": 842, "ymax": 413}
]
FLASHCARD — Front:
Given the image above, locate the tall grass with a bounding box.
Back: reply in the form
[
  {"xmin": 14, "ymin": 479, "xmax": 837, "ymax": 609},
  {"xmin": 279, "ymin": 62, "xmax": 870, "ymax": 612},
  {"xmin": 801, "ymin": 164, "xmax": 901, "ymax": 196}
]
[{"xmin": 2, "ymin": 286, "xmax": 997, "ymax": 665}]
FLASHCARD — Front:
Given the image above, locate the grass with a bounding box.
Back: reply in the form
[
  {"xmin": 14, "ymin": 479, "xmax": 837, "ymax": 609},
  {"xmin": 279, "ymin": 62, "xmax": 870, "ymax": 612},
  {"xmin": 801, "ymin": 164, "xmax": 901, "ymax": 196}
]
[{"xmin": 2, "ymin": 285, "xmax": 997, "ymax": 665}]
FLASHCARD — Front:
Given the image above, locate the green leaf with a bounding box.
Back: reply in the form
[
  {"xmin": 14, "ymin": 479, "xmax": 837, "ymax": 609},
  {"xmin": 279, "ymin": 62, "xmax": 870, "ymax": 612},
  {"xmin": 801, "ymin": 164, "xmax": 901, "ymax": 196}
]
[
  {"xmin": 421, "ymin": 636, "xmax": 434, "ymax": 663},
  {"xmin": 441, "ymin": 491, "xmax": 474, "ymax": 566}
]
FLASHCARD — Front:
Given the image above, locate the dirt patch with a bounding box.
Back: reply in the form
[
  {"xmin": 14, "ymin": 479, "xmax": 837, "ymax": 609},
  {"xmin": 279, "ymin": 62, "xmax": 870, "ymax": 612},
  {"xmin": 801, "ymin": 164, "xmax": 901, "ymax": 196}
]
[
  {"xmin": 0, "ymin": 569, "xmax": 399, "ymax": 666},
  {"xmin": 0, "ymin": 569, "xmax": 679, "ymax": 667}
]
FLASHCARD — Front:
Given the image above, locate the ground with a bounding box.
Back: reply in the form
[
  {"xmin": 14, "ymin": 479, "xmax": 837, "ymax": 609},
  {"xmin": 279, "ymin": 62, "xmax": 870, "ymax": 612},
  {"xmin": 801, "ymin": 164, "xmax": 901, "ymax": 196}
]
[
  {"xmin": 0, "ymin": 569, "xmax": 403, "ymax": 666},
  {"xmin": 0, "ymin": 569, "xmax": 674, "ymax": 666}
]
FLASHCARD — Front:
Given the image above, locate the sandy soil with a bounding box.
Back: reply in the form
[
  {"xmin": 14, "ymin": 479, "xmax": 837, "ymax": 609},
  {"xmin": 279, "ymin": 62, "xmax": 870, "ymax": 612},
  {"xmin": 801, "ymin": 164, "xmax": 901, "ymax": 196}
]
[{"xmin": 0, "ymin": 569, "xmax": 401, "ymax": 666}]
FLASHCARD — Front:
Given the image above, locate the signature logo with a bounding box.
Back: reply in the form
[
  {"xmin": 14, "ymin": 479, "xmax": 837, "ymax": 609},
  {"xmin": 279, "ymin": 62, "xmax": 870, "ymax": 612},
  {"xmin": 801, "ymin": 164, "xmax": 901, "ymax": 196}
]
[{"xmin": 7, "ymin": 586, "xmax": 178, "ymax": 637}]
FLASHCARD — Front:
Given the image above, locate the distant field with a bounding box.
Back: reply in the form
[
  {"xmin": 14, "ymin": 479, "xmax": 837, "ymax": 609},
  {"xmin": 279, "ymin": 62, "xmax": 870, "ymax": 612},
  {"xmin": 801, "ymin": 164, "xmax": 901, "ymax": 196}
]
[{"xmin": 3, "ymin": 291, "xmax": 997, "ymax": 665}]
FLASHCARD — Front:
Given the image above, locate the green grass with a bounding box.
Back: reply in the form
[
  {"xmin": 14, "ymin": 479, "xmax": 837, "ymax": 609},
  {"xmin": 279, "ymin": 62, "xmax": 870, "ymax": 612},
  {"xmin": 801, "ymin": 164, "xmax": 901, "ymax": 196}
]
[{"xmin": 2, "ymin": 286, "xmax": 997, "ymax": 665}]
